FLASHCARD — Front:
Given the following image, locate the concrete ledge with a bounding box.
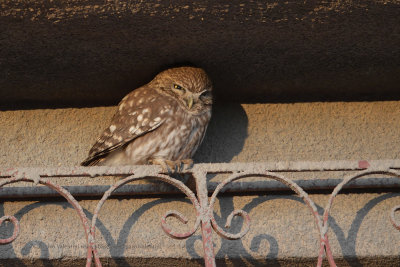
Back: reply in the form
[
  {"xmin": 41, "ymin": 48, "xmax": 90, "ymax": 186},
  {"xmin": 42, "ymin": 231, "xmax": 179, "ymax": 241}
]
[
  {"xmin": 1, "ymin": 102, "xmax": 400, "ymax": 167},
  {"xmin": 1, "ymin": 1, "xmax": 399, "ymax": 108}
]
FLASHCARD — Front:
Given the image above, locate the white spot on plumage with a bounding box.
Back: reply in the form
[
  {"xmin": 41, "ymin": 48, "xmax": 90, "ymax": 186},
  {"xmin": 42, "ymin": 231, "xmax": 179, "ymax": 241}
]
[
  {"xmin": 154, "ymin": 117, "xmax": 161, "ymax": 122},
  {"xmin": 129, "ymin": 126, "xmax": 137, "ymax": 134},
  {"xmin": 114, "ymin": 135, "xmax": 123, "ymax": 141},
  {"xmin": 137, "ymin": 114, "xmax": 143, "ymax": 121},
  {"xmin": 109, "ymin": 125, "xmax": 116, "ymax": 132},
  {"xmin": 142, "ymin": 108, "xmax": 150, "ymax": 114},
  {"xmin": 142, "ymin": 118, "xmax": 149, "ymax": 126},
  {"xmin": 105, "ymin": 141, "xmax": 113, "ymax": 147}
]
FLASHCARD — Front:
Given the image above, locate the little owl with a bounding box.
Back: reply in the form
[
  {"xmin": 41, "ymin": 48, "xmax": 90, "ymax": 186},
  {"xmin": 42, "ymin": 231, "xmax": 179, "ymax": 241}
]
[{"xmin": 81, "ymin": 67, "xmax": 213, "ymax": 171}]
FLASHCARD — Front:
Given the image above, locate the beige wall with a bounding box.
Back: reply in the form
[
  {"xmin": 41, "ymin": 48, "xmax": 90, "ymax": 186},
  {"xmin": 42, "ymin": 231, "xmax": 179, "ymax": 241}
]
[
  {"xmin": 1, "ymin": 101, "xmax": 399, "ymax": 167},
  {"xmin": 1, "ymin": 101, "xmax": 400, "ymax": 265},
  {"xmin": 1, "ymin": 193, "xmax": 400, "ymax": 266}
]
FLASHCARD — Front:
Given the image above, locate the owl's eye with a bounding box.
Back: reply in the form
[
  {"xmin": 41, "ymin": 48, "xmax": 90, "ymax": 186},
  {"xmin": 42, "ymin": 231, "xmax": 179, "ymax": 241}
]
[
  {"xmin": 200, "ymin": 90, "xmax": 211, "ymax": 98},
  {"xmin": 173, "ymin": 84, "xmax": 183, "ymax": 90},
  {"xmin": 200, "ymin": 90, "xmax": 212, "ymax": 103}
]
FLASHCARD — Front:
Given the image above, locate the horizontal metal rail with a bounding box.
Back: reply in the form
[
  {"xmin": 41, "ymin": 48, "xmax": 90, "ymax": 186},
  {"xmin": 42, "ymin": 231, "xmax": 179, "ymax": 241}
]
[
  {"xmin": 0, "ymin": 176, "xmax": 398, "ymax": 199},
  {"xmin": 0, "ymin": 159, "xmax": 400, "ymax": 266}
]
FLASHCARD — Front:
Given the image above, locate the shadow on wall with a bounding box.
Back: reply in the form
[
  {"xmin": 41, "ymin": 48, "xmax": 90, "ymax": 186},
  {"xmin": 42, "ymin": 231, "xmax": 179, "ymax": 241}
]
[
  {"xmin": 1, "ymin": 192, "xmax": 399, "ymax": 265},
  {"xmin": 194, "ymin": 103, "xmax": 248, "ymax": 163}
]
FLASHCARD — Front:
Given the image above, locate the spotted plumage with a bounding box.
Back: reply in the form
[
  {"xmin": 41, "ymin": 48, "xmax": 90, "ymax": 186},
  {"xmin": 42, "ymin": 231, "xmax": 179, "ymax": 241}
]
[{"xmin": 81, "ymin": 67, "xmax": 213, "ymax": 168}]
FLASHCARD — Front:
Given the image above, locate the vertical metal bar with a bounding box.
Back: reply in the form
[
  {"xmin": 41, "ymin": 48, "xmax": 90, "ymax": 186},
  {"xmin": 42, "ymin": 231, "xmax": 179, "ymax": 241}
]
[{"xmin": 194, "ymin": 171, "xmax": 216, "ymax": 267}]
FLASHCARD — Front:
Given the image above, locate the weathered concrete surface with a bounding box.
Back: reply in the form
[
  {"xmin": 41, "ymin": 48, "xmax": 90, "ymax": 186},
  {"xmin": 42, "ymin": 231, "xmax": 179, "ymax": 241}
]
[
  {"xmin": 1, "ymin": 193, "xmax": 400, "ymax": 266},
  {"xmin": 1, "ymin": 1, "xmax": 399, "ymax": 108},
  {"xmin": 1, "ymin": 101, "xmax": 400, "ymax": 265},
  {"xmin": 0, "ymin": 102, "xmax": 399, "ymax": 167}
]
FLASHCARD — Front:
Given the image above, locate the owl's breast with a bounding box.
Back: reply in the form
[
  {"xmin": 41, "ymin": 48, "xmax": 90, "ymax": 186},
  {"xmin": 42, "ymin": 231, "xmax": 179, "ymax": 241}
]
[
  {"xmin": 175, "ymin": 108, "xmax": 212, "ymax": 159},
  {"xmin": 122, "ymin": 106, "xmax": 211, "ymax": 164}
]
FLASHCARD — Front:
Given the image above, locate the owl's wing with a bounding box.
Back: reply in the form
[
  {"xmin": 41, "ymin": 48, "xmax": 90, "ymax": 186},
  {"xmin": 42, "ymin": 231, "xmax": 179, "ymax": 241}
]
[{"xmin": 81, "ymin": 87, "xmax": 168, "ymax": 166}]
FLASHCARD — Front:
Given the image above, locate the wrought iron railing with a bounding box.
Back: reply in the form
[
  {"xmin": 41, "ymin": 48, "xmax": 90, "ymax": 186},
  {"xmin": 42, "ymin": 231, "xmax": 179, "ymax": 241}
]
[{"xmin": 1, "ymin": 160, "xmax": 400, "ymax": 266}]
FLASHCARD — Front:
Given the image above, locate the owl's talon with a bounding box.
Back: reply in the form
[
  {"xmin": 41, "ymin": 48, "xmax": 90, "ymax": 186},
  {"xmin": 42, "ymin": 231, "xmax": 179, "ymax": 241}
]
[
  {"xmin": 149, "ymin": 158, "xmax": 193, "ymax": 173},
  {"xmin": 149, "ymin": 159, "xmax": 168, "ymax": 173},
  {"xmin": 166, "ymin": 160, "xmax": 179, "ymax": 173},
  {"xmin": 149, "ymin": 159, "xmax": 177, "ymax": 174},
  {"xmin": 180, "ymin": 159, "xmax": 194, "ymax": 171}
]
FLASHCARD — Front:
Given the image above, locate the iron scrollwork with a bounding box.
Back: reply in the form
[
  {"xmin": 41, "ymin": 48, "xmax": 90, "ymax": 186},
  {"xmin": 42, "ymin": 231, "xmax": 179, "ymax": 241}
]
[{"xmin": 0, "ymin": 160, "xmax": 399, "ymax": 266}]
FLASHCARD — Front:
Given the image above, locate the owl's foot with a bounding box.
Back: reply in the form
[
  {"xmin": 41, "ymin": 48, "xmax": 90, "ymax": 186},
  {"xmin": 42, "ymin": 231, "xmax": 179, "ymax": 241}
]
[
  {"xmin": 149, "ymin": 158, "xmax": 193, "ymax": 173},
  {"xmin": 178, "ymin": 159, "xmax": 194, "ymax": 171}
]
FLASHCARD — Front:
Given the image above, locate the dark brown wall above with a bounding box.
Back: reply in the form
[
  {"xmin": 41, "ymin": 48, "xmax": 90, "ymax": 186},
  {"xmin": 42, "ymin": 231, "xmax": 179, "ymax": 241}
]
[{"xmin": 1, "ymin": 0, "xmax": 399, "ymax": 109}]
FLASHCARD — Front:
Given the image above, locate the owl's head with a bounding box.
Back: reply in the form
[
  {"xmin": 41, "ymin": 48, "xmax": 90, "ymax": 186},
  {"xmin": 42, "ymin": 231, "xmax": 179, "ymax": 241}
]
[{"xmin": 153, "ymin": 67, "xmax": 213, "ymax": 114}]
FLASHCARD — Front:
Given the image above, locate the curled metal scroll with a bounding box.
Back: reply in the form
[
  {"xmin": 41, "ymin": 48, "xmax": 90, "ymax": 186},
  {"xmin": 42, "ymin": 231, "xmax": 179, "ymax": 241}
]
[
  {"xmin": 1, "ymin": 162, "xmax": 400, "ymax": 267},
  {"xmin": 0, "ymin": 175, "xmax": 97, "ymax": 267},
  {"xmin": 161, "ymin": 210, "xmax": 201, "ymax": 239},
  {"xmin": 91, "ymin": 173, "xmax": 202, "ymax": 249},
  {"xmin": 320, "ymin": 169, "xmax": 400, "ymax": 267},
  {"xmin": 208, "ymin": 170, "xmax": 325, "ymax": 260},
  {"xmin": 0, "ymin": 215, "xmax": 20, "ymax": 244},
  {"xmin": 390, "ymin": 205, "xmax": 400, "ymax": 230}
]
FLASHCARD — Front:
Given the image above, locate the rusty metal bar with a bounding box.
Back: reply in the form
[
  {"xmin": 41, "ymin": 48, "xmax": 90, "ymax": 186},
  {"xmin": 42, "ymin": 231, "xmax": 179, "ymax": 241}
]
[
  {"xmin": 194, "ymin": 170, "xmax": 216, "ymax": 267},
  {"xmin": 1, "ymin": 159, "xmax": 400, "ymax": 266},
  {"xmin": 0, "ymin": 176, "xmax": 399, "ymax": 199},
  {"xmin": 1, "ymin": 160, "xmax": 399, "ymax": 199},
  {"xmin": 1, "ymin": 159, "xmax": 400, "ymax": 178}
]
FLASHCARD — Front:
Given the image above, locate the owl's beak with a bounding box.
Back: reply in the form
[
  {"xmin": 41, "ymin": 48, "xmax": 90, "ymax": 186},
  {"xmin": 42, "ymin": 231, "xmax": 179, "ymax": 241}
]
[{"xmin": 187, "ymin": 96, "xmax": 194, "ymax": 109}]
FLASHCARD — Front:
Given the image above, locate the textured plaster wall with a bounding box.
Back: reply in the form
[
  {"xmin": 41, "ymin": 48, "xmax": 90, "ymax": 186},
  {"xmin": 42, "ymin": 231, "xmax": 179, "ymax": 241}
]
[
  {"xmin": 1, "ymin": 193, "xmax": 400, "ymax": 266},
  {"xmin": 1, "ymin": 102, "xmax": 400, "ymax": 265},
  {"xmin": 0, "ymin": 101, "xmax": 399, "ymax": 167},
  {"xmin": 1, "ymin": 0, "xmax": 399, "ymax": 107}
]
